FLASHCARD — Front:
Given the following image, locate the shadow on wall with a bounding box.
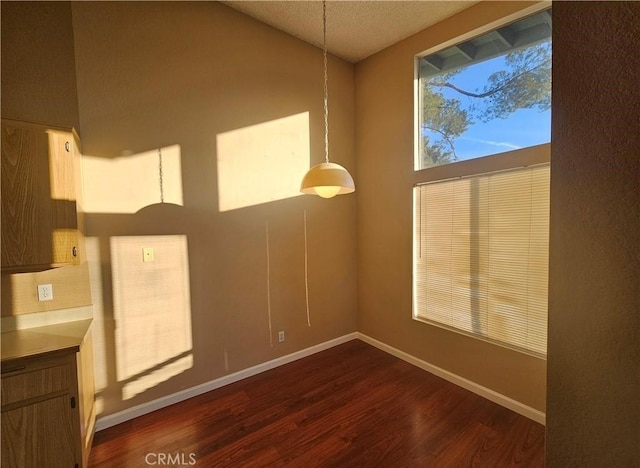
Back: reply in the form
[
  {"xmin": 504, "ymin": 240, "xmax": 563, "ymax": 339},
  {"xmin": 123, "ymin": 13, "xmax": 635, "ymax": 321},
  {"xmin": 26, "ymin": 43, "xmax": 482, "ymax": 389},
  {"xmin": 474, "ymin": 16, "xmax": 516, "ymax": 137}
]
[
  {"xmin": 82, "ymin": 145, "xmax": 184, "ymax": 214},
  {"xmin": 83, "ymin": 144, "xmax": 192, "ymax": 414},
  {"xmin": 81, "ymin": 114, "xmax": 340, "ymax": 417}
]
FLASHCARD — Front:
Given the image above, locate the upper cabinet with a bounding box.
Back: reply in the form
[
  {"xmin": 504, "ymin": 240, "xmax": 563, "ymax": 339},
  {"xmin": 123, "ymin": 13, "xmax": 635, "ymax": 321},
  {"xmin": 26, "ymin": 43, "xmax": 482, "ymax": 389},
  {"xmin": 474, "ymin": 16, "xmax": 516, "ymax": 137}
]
[{"xmin": 1, "ymin": 119, "xmax": 81, "ymax": 272}]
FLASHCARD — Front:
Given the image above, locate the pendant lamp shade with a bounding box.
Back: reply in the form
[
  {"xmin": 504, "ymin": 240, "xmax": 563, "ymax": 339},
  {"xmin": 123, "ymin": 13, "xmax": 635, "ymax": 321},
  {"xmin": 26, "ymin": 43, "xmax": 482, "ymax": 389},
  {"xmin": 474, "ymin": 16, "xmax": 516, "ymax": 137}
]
[
  {"xmin": 300, "ymin": 0, "xmax": 355, "ymax": 198},
  {"xmin": 300, "ymin": 162, "xmax": 355, "ymax": 198}
]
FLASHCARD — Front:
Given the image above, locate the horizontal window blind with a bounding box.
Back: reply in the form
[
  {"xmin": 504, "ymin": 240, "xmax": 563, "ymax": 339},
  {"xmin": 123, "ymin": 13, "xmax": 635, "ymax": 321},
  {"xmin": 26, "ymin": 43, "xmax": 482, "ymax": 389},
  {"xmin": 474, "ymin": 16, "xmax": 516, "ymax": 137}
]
[{"xmin": 413, "ymin": 164, "xmax": 550, "ymax": 356}]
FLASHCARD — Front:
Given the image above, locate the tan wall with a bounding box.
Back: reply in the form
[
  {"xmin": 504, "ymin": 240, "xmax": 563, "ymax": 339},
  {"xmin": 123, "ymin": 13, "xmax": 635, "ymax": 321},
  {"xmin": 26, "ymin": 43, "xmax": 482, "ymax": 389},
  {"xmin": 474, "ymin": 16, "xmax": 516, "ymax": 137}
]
[
  {"xmin": 70, "ymin": 2, "xmax": 357, "ymax": 417},
  {"xmin": 546, "ymin": 2, "xmax": 640, "ymax": 466},
  {"xmin": 355, "ymin": 1, "xmax": 547, "ymax": 412},
  {"xmin": 1, "ymin": 1, "xmax": 80, "ymax": 128}
]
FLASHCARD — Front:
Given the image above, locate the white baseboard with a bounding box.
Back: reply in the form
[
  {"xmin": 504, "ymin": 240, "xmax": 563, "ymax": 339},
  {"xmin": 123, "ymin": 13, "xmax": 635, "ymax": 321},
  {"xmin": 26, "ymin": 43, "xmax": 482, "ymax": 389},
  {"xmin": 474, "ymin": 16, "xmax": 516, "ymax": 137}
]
[
  {"xmin": 96, "ymin": 331, "xmax": 545, "ymax": 431},
  {"xmin": 357, "ymin": 332, "xmax": 546, "ymax": 425},
  {"xmin": 95, "ymin": 332, "xmax": 358, "ymax": 431}
]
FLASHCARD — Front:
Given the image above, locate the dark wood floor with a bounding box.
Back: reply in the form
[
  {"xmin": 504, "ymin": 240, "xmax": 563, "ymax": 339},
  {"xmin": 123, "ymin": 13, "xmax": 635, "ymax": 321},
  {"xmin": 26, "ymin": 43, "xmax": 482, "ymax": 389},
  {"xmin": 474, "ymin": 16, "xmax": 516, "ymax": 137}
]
[{"xmin": 89, "ymin": 340, "xmax": 544, "ymax": 467}]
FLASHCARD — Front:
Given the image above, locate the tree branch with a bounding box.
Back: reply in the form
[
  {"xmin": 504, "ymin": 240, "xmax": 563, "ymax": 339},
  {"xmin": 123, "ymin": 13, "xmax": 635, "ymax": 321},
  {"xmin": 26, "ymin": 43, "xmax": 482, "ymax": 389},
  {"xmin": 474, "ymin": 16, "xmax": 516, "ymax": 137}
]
[
  {"xmin": 436, "ymin": 58, "xmax": 550, "ymax": 99},
  {"xmin": 421, "ymin": 125, "xmax": 459, "ymax": 161}
]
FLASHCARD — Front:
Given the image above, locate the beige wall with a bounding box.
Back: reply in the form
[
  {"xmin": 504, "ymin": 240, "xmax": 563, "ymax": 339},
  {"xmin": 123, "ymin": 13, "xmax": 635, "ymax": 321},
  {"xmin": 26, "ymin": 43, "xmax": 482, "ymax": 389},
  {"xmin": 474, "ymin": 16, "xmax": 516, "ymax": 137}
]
[
  {"xmin": 69, "ymin": 2, "xmax": 357, "ymax": 417},
  {"xmin": 546, "ymin": 2, "xmax": 640, "ymax": 466},
  {"xmin": 1, "ymin": 1, "xmax": 79, "ymax": 128},
  {"xmin": 355, "ymin": 1, "xmax": 548, "ymax": 412}
]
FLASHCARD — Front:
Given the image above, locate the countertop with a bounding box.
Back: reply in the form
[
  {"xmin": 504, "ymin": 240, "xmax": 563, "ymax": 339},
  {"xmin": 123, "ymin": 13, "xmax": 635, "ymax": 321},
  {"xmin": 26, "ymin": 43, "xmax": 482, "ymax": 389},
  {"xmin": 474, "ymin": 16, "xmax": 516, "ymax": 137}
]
[{"xmin": 1, "ymin": 319, "xmax": 92, "ymax": 362}]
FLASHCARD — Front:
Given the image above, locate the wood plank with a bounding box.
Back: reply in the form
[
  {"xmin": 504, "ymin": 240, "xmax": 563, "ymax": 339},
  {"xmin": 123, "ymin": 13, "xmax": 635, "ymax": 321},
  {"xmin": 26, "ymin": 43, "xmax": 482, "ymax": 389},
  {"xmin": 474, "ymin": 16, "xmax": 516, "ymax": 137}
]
[{"xmin": 89, "ymin": 340, "xmax": 545, "ymax": 467}]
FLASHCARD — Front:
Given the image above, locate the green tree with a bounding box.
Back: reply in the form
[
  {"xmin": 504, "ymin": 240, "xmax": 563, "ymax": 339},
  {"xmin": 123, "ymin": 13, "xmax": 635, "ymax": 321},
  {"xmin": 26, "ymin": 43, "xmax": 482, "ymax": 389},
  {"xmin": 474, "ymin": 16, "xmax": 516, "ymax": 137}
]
[{"xmin": 420, "ymin": 41, "xmax": 551, "ymax": 168}]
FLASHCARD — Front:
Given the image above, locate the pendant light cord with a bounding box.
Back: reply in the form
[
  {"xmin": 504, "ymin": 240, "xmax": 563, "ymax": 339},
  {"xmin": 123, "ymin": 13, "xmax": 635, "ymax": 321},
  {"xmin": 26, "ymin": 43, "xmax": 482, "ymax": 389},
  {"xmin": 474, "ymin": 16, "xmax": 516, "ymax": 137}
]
[
  {"xmin": 323, "ymin": 0, "xmax": 330, "ymax": 164},
  {"xmin": 158, "ymin": 148, "xmax": 165, "ymax": 203}
]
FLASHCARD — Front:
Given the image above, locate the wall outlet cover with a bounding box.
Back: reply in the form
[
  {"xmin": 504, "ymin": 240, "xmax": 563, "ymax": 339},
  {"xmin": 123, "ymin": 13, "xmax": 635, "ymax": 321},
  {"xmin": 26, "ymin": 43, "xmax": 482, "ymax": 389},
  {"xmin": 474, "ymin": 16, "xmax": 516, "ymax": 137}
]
[{"xmin": 37, "ymin": 284, "xmax": 53, "ymax": 301}]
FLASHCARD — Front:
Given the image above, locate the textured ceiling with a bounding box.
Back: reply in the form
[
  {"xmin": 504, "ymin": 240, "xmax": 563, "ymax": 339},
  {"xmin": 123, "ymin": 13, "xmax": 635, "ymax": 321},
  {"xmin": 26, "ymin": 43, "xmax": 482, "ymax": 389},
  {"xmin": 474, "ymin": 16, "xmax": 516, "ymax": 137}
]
[{"xmin": 221, "ymin": 1, "xmax": 478, "ymax": 63}]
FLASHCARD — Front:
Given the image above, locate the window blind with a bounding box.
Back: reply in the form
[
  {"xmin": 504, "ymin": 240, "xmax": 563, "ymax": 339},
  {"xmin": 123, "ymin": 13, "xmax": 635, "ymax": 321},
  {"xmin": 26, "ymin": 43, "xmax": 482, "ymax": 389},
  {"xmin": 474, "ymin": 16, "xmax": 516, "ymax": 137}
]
[{"xmin": 413, "ymin": 164, "xmax": 550, "ymax": 356}]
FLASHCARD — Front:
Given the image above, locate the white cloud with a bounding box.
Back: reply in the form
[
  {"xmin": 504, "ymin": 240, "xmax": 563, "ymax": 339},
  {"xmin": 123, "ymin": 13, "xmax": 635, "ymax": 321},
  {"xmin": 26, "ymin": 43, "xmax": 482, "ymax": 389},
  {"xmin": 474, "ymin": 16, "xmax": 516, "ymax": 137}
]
[{"xmin": 460, "ymin": 137, "xmax": 522, "ymax": 150}]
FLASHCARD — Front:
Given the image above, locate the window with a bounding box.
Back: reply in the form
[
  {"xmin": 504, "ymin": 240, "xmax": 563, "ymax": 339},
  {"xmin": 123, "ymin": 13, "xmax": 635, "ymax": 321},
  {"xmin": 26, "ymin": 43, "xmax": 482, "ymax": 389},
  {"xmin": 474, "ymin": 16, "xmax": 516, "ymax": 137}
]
[
  {"xmin": 416, "ymin": 9, "xmax": 551, "ymax": 169},
  {"xmin": 413, "ymin": 9, "xmax": 551, "ymax": 356},
  {"xmin": 414, "ymin": 164, "xmax": 550, "ymax": 355}
]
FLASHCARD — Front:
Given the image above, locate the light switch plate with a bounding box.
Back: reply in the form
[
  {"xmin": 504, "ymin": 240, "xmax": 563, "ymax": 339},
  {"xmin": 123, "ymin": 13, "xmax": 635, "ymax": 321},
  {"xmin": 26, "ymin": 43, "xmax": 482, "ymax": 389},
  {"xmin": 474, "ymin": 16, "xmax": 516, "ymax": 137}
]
[
  {"xmin": 143, "ymin": 247, "xmax": 155, "ymax": 262},
  {"xmin": 37, "ymin": 284, "xmax": 53, "ymax": 301}
]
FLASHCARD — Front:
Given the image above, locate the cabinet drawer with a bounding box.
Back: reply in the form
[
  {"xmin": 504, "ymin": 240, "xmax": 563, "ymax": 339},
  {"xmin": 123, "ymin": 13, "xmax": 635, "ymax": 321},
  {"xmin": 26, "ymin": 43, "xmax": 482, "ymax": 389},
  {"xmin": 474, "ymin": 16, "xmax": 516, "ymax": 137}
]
[{"xmin": 1, "ymin": 363, "xmax": 71, "ymax": 407}]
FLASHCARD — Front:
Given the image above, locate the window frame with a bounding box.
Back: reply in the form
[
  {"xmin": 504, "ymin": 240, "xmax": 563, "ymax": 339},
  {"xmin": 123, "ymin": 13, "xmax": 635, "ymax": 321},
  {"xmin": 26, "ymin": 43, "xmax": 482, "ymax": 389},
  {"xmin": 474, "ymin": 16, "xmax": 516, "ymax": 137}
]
[
  {"xmin": 411, "ymin": 3, "xmax": 552, "ymax": 358},
  {"xmin": 412, "ymin": 2, "xmax": 551, "ymax": 175}
]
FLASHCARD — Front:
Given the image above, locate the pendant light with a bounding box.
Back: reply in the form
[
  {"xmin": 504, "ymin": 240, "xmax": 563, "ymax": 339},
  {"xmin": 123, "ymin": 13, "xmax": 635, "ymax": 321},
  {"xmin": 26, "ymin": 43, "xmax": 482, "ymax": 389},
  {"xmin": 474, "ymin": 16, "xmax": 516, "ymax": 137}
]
[{"xmin": 300, "ymin": 0, "xmax": 355, "ymax": 199}]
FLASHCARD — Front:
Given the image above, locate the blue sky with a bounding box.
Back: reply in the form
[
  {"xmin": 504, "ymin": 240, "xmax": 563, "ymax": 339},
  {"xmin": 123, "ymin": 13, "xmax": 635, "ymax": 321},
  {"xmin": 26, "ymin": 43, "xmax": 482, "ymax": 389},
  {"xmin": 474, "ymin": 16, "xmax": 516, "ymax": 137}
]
[{"xmin": 425, "ymin": 51, "xmax": 551, "ymax": 161}]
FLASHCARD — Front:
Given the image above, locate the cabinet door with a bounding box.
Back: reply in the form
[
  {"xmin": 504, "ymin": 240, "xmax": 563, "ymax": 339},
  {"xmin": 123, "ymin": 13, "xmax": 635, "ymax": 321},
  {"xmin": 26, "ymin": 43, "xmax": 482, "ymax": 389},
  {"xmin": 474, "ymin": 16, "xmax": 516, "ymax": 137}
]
[
  {"xmin": 1, "ymin": 395, "xmax": 77, "ymax": 468},
  {"xmin": 1, "ymin": 121, "xmax": 78, "ymax": 271}
]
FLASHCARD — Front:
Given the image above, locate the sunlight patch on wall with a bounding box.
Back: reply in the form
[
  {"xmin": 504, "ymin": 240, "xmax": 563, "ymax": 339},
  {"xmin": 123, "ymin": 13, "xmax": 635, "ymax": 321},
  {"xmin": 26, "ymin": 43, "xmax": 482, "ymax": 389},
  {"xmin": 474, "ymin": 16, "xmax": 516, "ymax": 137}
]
[
  {"xmin": 111, "ymin": 235, "xmax": 193, "ymax": 400},
  {"xmin": 121, "ymin": 354, "xmax": 193, "ymax": 400},
  {"xmin": 217, "ymin": 112, "xmax": 310, "ymax": 212},
  {"xmin": 82, "ymin": 145, "xmax": 183, "ymax": 214}
]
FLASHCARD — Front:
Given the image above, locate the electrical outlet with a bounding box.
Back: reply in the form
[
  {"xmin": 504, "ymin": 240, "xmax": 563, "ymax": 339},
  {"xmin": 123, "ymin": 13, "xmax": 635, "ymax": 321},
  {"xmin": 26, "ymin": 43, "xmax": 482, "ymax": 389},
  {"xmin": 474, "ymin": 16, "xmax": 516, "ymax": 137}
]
[
  {"xmin": 278, "ymin": 331, "xmax": 285, "ymax": 343},
  {"xmin": 37, "ymin": 284, "xmax": 53, "ymax": 302}
]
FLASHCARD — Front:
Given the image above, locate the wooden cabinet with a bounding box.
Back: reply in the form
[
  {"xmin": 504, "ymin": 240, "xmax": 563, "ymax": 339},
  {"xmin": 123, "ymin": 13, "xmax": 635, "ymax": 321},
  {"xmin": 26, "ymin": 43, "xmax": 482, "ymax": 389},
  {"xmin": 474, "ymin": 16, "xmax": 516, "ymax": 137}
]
[
  {"xmin": 1, "ymin": 321, "xmax": 95, "ymax": 468},
  {"xmin": 1, "ymin": 119, "xmax": 81, "ymax": 271},
  {"xmin": 2, "ymin": 393, "xmax": 77, "ymax": 468}
]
